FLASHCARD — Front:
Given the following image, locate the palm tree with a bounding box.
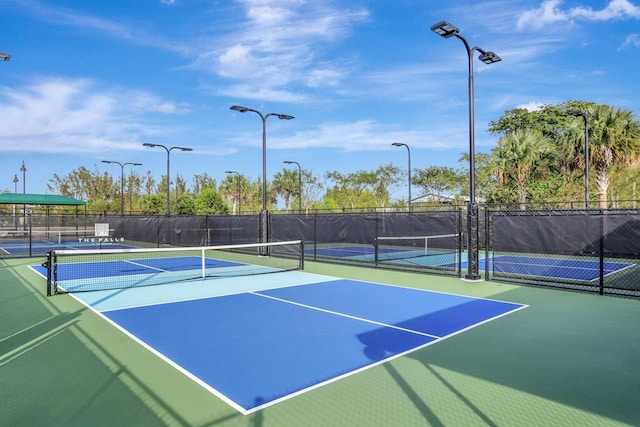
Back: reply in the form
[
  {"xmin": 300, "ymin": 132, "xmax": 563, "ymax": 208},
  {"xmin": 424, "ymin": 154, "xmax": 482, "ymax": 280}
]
[
  {"xmin": 494, "ymin": 129, "xmax": 555, "ymax": 209},
  {"xmin": 272, "ymin": 168, "xmax": 299, "ymax": 211},
  {"xmin": 219, "ymin": 174, "xmax": 241, "ymax": 214},
  {"xmin": 582, "ymin": 105, "xmax": 640, "ymax": 208}
]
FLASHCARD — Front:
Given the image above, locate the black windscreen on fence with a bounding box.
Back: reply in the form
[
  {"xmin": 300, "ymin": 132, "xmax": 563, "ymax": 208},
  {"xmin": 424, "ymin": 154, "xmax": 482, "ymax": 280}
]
[
  {"xmin": 106, "ymin": 215, "xmax": 261, "ymax": 247},
  {"xmin": 271, "ymin": 211, "xmax": 461, "ymax": 276},
  {"xmin": 6, "ymin": 207, "xmax": 640, "ymax": 298},
  {"xmin": 487, "ymin": 209, "xmax": 640, "ymax": 297}
]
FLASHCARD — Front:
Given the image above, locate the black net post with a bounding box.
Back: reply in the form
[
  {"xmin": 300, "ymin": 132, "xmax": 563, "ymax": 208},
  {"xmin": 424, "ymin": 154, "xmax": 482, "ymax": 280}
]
[
  {"xmin": 260, "ymin": 210, "xmax": 269, "ymax": 256},
  {"xmin": 373, "ymin": 238, "xmax": 379, "ymax": 266},
  {"xmin": 45, "ymin": 251, "xmax": 52, "ymax": 296}
]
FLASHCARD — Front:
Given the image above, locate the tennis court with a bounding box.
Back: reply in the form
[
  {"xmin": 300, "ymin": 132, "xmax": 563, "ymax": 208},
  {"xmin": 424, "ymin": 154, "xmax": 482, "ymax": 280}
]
[
  {"xmin": 5, "ymin": 250, "xmax": 640, "ymax": 425},
  {"xmin": 0, "ymin": 227, "xmax": 131, "ymax": 255},
  {"xmin": 455, "ymin": 255, "xmax": 635, "ymax": 281},
  {"xmin": 31, "ymin": 241, "xmax": 524, "ymax": 414}
]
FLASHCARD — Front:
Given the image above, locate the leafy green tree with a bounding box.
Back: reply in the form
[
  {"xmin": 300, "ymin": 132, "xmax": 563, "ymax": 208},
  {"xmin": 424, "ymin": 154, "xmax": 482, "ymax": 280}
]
[
  {"xmin": 324, "ymin": 164, "xmax": 400, "ymax": 210},
  {"xmin": 194, "ymin": 188, "xmax": 229, "ymax": 214},
  {"xmin": 175, "ymin": 194, "xmax": 196, "ymax": 215},
  {"xmin": 298, "ymin": 170, "xmax": 323, "ymax": 212},
  {"xmin": 373, "ymin": 163, "xmax": 402, "ymax": 208},
  {"xmin": 125, "ymin": 171, "xmax": 144, "ymax": 214},
  {"xmin": 459, "ymin": 152, "xmax": 498, "ymax": 204},
  {"xmin": 412, "ymin": 166, "xmax": 464, "ymax": 205},
  {"xmin": 137, "ymin": 194, "xmax": 165, "ymax": 215},
  {"xmin": 192, "ymin": 173, "xmax": 217, "ymax": 194},
  {"xmin": 143, "ymin": 170, "xmax": 156, "ymax": 195},
  {"xmin": 174, "ymin": 174, "xmax": 188, "ymax": 200},
  {"xmin": 48, "ymin": 165, "xmax": 117, "ymax": 206}
]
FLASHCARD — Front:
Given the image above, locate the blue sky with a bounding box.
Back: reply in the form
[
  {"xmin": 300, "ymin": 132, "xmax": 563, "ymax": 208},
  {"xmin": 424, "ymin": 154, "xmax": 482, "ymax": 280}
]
[{"xmin": 1, "ymin": 0, "xmax": 639, "ymax": 202}]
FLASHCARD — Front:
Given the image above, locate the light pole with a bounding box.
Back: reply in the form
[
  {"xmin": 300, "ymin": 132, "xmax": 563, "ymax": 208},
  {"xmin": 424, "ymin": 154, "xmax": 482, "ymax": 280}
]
[
  {"xmin": 102, "ymin": 160, "xmax": 142, "ymax": 216},
  {"xmin": 225, "ymin": 170, "xmax": 241, "ymax": 215},
  {"xmin": 569, "ymin": 110, "xmax": 590, "ymax": 209},
  {"xmin": 0, "ymin": 52, "xmax": 9, "ymax": 61},
  {"xmin": 142, "ymin": 143, "xmax": 193, "ymax": 216},
  {"xmin": 20, "ymin": 161, "xmax": 26, "ymax": 228},
  {"xmin": 431, "ymin": 21, "xmax": 501, "ymax": 281},
  {"xmin": 20, "ymin": 160, "xmax": 26, "ymax": 193},
  {"xmin": 230, "ymin": 105, "xmax": 294, "ymax": 243},
  {"xmin": 392, "ymin": 142, "xmax": 412, "ymax": 212},
  {"xmin": 283, "ymin": 160, "xmax": 302, "ymax": 213},
  {"xmin": 12, "ymin": 174, "xmax": 18, "ymax": 228}
]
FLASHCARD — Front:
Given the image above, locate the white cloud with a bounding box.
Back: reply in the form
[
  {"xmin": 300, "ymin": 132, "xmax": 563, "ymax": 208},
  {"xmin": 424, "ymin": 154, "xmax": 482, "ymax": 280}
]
[
  {"xmin": 572, "ymin": 0, "xmax": 640, "ymax": 21},
  {"xmin": 198, "ymin": 1, "xmax": 369, "ymax": 99},
  {"xmin": 620, "ymin": 33, "xmax": 640, "ymax": 49},
  {"xmin": 515, "ymin": 101, "xmax": 547, "ymax": 111},
  {"xmin": 247, "ymin": 120, "xmax": 462, "ymax": 152},
  {"xmin": 518, "ymin": 0, "xmax": 640, "ymax": 30},
  {"xmin": 0, "ymin": 77, "xmax": 187, "ymax": 153}
]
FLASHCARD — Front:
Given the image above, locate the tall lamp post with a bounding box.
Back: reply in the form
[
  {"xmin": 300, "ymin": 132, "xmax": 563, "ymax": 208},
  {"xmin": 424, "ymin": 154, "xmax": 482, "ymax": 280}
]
[
  {"xmin": 102, "ymin": 160, "xmax": 143, "ymax": 216},
  {"xmin": 142, "ymin": 143, "xmax": 193, "ymax": 216},
  {"xmin": 13, "ymin": 174, "xmax": 18, "ymax": 228},
  {"xmin": 225, "ymin": 170, "xmax": 241, "ymax": 215},
  {"xmin": 20, "ymin": 161, "xmax": 26, "ymax": 228},
  {"xmin": 283, "ymin": 160, "xmax": 302, "ymax": 213},
  {"xmin": 568, "ymin": 110, "xmax": 590, "ymax": 209},
  {"xmin": 20, "ymin": 161, "xmax": 26, "ymax": 193},
  {"xmin": 392, "ymin": 142, "xmax": 412, "ymax": 212},
  {"xmin": 431, "ymin": 21, "xmax": 501, "ymax": 281},
  {"xmin": 230, "ymin": 105, "xmax": 294, "ymax": 243}
]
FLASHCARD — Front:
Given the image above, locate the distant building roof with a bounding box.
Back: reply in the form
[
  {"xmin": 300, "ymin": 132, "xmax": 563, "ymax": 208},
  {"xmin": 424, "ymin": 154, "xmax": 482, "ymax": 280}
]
[{"xmin": 0, "ymin": 193, "xmax": 86, "ymax": 206}]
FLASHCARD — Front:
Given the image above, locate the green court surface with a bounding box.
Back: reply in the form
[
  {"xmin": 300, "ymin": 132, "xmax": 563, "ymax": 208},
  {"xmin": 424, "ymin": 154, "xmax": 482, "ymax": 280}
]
[{"xmin": 2, "ymin": 256, "xmax": 640, "ymax": 427}]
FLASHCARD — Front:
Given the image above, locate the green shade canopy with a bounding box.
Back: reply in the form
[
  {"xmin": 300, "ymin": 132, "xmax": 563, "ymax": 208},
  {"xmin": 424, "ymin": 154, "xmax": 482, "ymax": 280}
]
[{"xmin": 0, "ymin": 193, "xmax": 86, "ymax": 206}]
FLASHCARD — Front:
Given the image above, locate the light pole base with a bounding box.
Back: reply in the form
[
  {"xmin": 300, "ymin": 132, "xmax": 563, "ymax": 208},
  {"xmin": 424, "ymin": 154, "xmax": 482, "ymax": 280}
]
[{"xmin": 462, "ymin": 274, "xmax": 483, "ymax": 282}]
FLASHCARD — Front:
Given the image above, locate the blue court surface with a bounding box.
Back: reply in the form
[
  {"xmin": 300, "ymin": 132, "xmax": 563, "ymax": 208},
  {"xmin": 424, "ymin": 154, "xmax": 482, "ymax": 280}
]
[
  {"xmin": 308, "ymin": 245, "xmax": 376, "ymax": 258},
  {"xmin": 455, "ymin": 255, "xmax": 634, "ymax": 281},
  {"xmin": 34, "ymin": 258, "xmax": 527, "ymax": 414},
  {"xmin": 309, "ymin": 245, "xmax": 456, "ymax": 266}
]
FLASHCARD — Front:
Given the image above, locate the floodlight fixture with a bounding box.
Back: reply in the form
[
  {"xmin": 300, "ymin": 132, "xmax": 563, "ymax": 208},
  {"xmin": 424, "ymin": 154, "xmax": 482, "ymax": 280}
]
[
  {"xmin": 0, "ymin": 52, "xmax": 10, "ymax": 62},
  {"xmin": 230, "ymin": 105, "xmax": 250, "ymax": 113},
  {"xmin": 431, "ymin": 21, "xmax": 459, "ymax": 38},
  {"xmin": 479, "ymin": 51, "xmax": 502, "ymax": 64}
]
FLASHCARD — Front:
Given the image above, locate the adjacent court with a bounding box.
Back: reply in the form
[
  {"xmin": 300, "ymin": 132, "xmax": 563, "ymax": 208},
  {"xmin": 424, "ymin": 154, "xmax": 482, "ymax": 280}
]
[
  {"xmin": 31, "ymin": 246, "xmax": 525, "ymax": 414},
  {"xmin": 308, "ymin": 242, "xmax": 634, "ymax": 282}
]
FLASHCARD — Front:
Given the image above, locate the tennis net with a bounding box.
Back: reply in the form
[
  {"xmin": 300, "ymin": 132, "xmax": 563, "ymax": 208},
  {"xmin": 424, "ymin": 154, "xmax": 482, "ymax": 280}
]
[
  {"xmin": 374, "ymin": 234, "xmax": 460, "ymax": 268},
  {"xmin": 46, "ymin": 240, "xmax": 304, "ymax": 296}
]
